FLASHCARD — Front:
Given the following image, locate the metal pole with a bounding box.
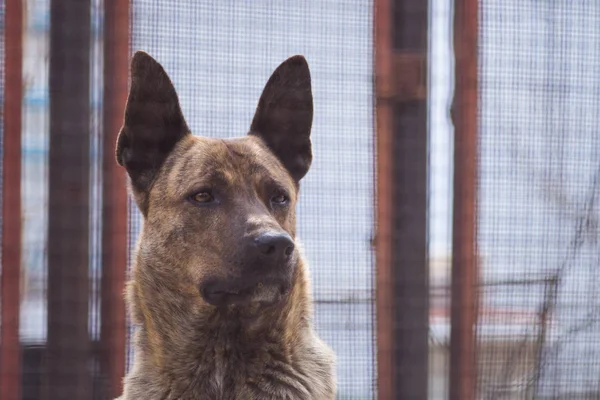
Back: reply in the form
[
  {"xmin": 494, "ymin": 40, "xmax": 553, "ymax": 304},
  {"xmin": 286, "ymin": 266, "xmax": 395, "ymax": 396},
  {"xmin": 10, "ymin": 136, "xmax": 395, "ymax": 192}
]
[
  {"xmin": 101, "ymin": 0, "xmax": 130, "ymax": 397},
  {"xmin": 449, "ymin": 0, "xmax": 479, "ymax": 398},
  {"xmin": 375, "ymin": 0, "xmax": 395, "ymax": 397},
  {"xmin": 0, "ymin": 0, "xmax": 23, "ymax": 398},
  {"xmin": 375, "ymin": 0, "xmax": 429, "ymax": 397},
  {"xmin": 45, "ymin": 0, "xmax": 92, "ymax": 398},
  {"xmin": 390, "ymin": 1, "xmax": 429, "ymax": 397}
]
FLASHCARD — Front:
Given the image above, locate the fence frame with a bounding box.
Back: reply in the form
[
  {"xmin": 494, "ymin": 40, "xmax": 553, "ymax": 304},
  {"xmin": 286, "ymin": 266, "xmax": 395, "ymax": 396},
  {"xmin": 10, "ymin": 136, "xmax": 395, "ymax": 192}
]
[
  {"xmin": 375, "ymin": 0, "xmax": 429, "ymax": 398},
  {"xmin": 449, "ymin": 0, "xmax": 479, "ymax": 398},
  {"xmin": 44, "ymin": 0, "xmax": 93, "ymax": 398},
  {"xmin": 100, "ymin": 0, "xmax": 130, "ymax": 397},
  {"xmin": 0, "ymin": 0, "xmax": 23, "ymax": 399},
  {"xmin": 374, "ymin": 0, "xmax": 395, "ymax": 396}
]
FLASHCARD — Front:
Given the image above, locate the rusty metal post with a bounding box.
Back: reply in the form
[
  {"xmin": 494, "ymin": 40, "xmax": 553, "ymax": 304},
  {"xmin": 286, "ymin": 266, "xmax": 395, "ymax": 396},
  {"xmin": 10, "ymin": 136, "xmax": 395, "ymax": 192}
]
[
  {"xmin": 374, "ymin": 2, "xmax": 395, "ymax": 399},
  {"xmin": 45, "ymin": 0, "xmax": 92, "ymax": 398},
  {"xmin": 0, "ymin": 0, "xmax": 23, "ymax": 399},
  {"xmin": 374, "ymin": 0, "xmax": 395, "ymax": 398},
  {"xmin": 390, "ymin": 1, "xmax": 429, "ymax": 398},
  {"xmin": 375, "ymin": 0, "xmax": 429, "ymax": 398},
  {"xmin": 449, "ymin": 0, "xmax": 479, "ymax": 398},
  {"xmin": 100, "ymin": 0, "xmax": 130, "ymax": 398}
]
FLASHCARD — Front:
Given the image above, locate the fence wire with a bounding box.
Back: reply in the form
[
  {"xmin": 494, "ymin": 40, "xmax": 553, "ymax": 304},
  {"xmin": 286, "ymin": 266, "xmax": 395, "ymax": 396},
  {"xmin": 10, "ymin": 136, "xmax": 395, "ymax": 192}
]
[{"xmin": 477, "ymin": 1, "xmax": 600, "ymax": 398}]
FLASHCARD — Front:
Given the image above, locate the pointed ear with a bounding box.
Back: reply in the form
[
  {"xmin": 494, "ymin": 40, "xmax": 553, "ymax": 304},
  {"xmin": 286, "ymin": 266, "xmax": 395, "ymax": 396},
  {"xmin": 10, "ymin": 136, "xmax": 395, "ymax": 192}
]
[
  {"xmin": 249, "ymin": 55, "xmax": 313, "ymax": 182},
  {"xmin": 116, "ymin": 51, "xmax": 190, "ymax": 197}
]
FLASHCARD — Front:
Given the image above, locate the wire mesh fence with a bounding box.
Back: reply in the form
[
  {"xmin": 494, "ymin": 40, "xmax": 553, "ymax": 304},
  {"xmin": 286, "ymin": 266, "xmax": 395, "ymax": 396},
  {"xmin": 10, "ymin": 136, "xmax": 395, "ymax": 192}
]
[
  {"xmin": 1, "ymin": 0, "xmax": 600, "ymax": 399},
  {"xmin": 476, "ymin": 1, "xmax": 600, "ymax": 398}
]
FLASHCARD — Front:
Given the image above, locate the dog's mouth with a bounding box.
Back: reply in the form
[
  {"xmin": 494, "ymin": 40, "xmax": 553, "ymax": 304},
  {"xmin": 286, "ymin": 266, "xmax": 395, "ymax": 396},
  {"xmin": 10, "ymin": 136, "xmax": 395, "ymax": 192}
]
[{"xmin": 201, "ymin": 279, "xmax": 291, "ymax": 307}]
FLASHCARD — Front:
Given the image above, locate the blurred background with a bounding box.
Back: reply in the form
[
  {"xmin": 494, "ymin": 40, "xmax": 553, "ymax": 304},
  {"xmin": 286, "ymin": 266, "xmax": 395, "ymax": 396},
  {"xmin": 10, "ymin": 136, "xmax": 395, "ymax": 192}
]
[{"xmin": 1, "ymin": 0, "xmax": 600, "ymax": 399}]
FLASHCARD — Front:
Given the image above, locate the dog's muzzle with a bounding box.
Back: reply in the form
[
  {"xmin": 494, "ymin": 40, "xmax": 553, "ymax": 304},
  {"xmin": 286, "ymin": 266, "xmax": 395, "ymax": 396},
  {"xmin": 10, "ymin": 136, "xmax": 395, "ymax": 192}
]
[{"xmin": 200, "ymin": 231, "xmax": 296, "ymax": 307}]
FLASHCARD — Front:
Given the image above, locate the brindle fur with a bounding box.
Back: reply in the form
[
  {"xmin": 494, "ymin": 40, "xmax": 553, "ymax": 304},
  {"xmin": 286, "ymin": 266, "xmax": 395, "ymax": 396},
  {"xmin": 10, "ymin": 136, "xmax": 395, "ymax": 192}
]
[{"xmin": 116, "ymin": 52, "xmax": 336, "ymax": 399}]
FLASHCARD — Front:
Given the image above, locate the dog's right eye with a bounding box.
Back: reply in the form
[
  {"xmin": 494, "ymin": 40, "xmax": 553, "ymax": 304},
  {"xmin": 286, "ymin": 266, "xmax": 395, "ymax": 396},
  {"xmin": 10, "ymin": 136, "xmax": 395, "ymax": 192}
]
[{"xmin": 190, "ymin": 191, "xmax": 214, "ymax": 204}]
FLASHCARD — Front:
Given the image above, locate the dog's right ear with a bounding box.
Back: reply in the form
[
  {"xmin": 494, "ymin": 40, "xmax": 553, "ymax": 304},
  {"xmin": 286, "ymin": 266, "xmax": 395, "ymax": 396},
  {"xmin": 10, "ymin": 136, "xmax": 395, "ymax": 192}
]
[{"xmin": 116, "ymin": 51, "xmax": 190, "ymax": 199}]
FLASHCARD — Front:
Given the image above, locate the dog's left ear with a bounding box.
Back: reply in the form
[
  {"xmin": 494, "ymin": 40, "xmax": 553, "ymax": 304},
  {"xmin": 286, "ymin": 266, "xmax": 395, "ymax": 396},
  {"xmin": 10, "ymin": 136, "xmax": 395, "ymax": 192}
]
[{"xmin": 249, "ymin": 55, "xmax": 313, "ymax": 182}]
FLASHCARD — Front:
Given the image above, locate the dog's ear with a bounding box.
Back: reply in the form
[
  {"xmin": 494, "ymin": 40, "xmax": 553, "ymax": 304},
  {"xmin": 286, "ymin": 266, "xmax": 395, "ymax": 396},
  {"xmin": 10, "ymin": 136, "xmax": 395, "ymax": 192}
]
[
  {"xmin": 116, "ymin": 51, "xmax": 190, "ymax": 196},
  {"xmin": 249, "ymin": 55, "xmax": 313, "ymax": 182}
]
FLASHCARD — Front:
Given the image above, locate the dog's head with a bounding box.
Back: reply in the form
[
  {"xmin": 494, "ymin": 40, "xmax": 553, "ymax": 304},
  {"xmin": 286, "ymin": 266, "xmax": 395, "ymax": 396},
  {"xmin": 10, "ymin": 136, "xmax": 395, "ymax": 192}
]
[{"xmin": 116, "ymin": 52, "xmax": 312, "ymax": 308}]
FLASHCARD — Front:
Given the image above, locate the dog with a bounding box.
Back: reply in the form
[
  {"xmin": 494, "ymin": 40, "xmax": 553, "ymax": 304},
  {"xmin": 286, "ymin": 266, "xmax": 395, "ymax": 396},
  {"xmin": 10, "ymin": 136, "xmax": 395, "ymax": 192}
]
[{"xmin": 115, "ymin": 51, "xmax": 336, "ymax": 399}]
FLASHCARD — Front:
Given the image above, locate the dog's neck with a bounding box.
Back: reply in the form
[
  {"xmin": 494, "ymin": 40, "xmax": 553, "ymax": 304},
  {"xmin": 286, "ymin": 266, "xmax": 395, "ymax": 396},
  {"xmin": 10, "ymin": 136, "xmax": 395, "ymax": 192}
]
[{"xmin": 127, "ymin": 256, "xmax": 313, "ymax": 395}]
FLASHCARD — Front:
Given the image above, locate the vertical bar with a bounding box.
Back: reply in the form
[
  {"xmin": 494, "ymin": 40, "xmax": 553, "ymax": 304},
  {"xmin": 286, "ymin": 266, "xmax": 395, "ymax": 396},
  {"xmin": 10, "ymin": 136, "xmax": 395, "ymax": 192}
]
[
  {"xmin": 376, "ymin": 0, "xmax": 429, "ymax": 398},
  {"xmin": 101, "ymin": 0, "xmax": 129, "ymax": 398},
  {"xmin": 374, "ymin": 0, "xmax": 395, "ymax": 398},
  {"xmin": 449, "ymin": 0, "xmax": 478, "ymax": 398},
  {"xmin": 45, "ymin": 0, "xmax": 92, "ymax": 399},
  {"xmin": 0, "ymin": 0, "xmax": 23, "ymax": 399},
  {"xmin": 391, "ymin": 0, "xmax": 429, "ymax": 398}
]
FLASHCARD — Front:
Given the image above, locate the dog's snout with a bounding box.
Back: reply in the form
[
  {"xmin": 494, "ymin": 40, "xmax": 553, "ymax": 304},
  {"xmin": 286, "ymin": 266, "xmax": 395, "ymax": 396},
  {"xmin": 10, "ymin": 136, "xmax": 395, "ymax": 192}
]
[{"xmin": 254, "ymin": 232, "xmax": 294, "ymax": 258}]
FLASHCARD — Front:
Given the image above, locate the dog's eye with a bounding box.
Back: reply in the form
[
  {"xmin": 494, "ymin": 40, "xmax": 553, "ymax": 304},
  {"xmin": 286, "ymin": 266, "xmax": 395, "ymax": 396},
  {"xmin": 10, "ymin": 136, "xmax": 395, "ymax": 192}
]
[
  {"xmin": 271, "ymin": 193, "xmax": 288, "ymax": 205},
  {"xmin": 191, "ymin": 191, "xmax": 214, "ymax": 204}
]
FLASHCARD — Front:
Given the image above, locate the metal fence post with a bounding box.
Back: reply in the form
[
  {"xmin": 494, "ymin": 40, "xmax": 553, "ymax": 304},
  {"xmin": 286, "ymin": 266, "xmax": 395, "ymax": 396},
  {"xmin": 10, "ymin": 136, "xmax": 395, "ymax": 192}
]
[
  {"xmin": 45, "ymin": 0, "xmax": 92, "ymax": 398},
  {"xmin": 375, "ymin": 0, "xmax": 429, "ymax": 398},
  {"xmin": 449, "ymin": 0, "xmax": 479, "ymax": 398},
  {"xmin": 0, "ymin": 0, "xmax": 23, "ymax": 398},
  {"xmin": 375, "ymin": 0, "xmax": 395, "ymax": 397},
  {"xmin": 101, "ymin": 1, "xmax": 130, "ymax": 397}
]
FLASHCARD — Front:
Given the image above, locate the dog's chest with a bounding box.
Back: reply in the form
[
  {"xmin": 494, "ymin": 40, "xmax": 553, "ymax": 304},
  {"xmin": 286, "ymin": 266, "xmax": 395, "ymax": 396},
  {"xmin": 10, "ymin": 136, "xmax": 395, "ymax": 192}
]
[{"xmin": 168, "ymin": 342, "xmax": 314, "ymax": 400}]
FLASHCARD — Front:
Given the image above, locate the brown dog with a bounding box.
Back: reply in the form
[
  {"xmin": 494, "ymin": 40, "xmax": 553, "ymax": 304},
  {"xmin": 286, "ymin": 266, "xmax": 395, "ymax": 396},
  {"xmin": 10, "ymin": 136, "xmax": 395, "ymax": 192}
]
[{"xmin": 115, "ymin": 52, "xmax": 336, "ymax": 399}]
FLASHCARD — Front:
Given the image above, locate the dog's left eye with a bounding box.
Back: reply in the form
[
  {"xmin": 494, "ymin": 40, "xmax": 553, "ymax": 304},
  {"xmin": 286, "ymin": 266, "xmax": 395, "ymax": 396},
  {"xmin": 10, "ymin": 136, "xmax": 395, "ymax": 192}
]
[
  {"xmin": 271, "ymin": 193, "xmax": 288, "ymax": 205},
  {"xmin": 191, "ymin": 191, "xmax": 214, "ymax": 204}
]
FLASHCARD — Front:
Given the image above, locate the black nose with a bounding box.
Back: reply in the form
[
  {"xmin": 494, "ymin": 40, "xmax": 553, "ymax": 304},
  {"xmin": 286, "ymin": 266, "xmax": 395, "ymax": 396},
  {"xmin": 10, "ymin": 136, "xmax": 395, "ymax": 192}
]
[{"xmin": 254, "ymin": 232, "xmax": 295, "ymax": 258}]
